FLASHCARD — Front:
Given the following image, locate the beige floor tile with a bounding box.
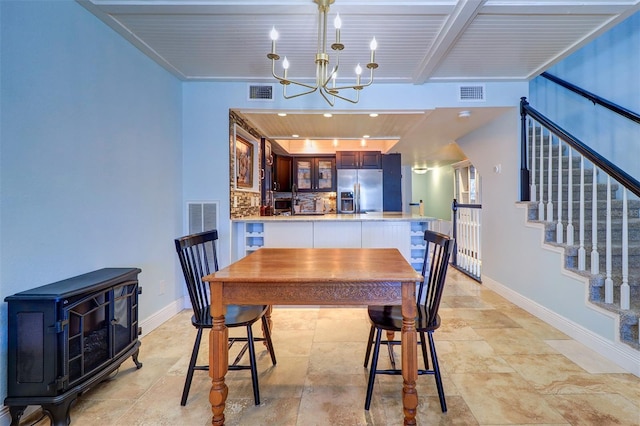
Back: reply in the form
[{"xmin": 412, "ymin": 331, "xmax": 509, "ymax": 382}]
[
  {"xmin": 474, "ymin": 327, "xmax": 559, "ymax": 355},
  {"xmin": 297, "ymin": 373, "xmax": 387, "ymax": 426},
  {"xmin": 502, "ymin": 353, "xmax": 613, "ymax": 394},
  {"xmin": 313, "ymin": 315, "xmax": 372, "ymax": 343},
  {"xmin": 450, "ymin": 372, "xmax": 568, "ymax": 424},
  {"xmin": 437, "ymin": 340, "xmax": 516, "ymax": 374},
  {"xmin": 546, "ymin": 393, "xmax": 640, "ymax": 425},
  {"xmin": 598, "ymin": 373, "xmax": 640, "ymax": 407},
  {"xmin": 449, "ymin": 307, "xmax": 522, "ymax": 329},
  {"xmin": 545, "ymin": 340, "xmax": 628, "ymax": 374}
]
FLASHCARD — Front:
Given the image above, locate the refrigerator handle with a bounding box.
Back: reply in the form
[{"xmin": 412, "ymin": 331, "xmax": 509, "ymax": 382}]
[{"xmin": 354, "ymin": 183, "xmax": 360, "ymax": 213}]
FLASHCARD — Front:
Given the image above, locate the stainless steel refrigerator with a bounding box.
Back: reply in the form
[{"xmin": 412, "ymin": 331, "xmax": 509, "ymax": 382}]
[{"xmin": 337, "ymin": 169, "xmax": 383, "ymax": 213}]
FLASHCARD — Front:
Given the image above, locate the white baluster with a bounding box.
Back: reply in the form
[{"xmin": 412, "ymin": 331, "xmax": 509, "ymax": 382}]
[
  {"xmin": 464, "ymin": 210, "xmax": 470, "ymax": 271},
  {"xmin": 591, "ymin": 166, "xmax": 599, "ymax": 274},
  {"xmin": 547, "ymin": 133, "xmax": 554, "ymax": 221},
  {"xmin": 605, "ymin": 176, "xmax": 613, "ymax": 304},
  {"xmin": 538, "ymin": 128, "xmax": 545, "ymax": 220},
  {"xmin": 556, "ymin": 138, "xmax": 564, "ymax": 243},
  {"xmin": 578, "ymin": 156, "xmax": 586, "ymax": 270},
  {"xmin": 566, "ymin": 147, "xmax": 574, "ymax": 245},
  {"xmin": 621, "ymin": 188, "xmax": 630, "ymax": 310},
  {"xmin": 530, "ymin": 121, "xmax": 537, "ymax": 202},
  {"xmin": 476, "ymin": 209, "xmax": 482, "ymax": 277}
]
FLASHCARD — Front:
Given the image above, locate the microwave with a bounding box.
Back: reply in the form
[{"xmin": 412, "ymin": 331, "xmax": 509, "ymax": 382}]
[{"xmin": 273, "ymin": 198, "xmax": 292, "ymax": 214}]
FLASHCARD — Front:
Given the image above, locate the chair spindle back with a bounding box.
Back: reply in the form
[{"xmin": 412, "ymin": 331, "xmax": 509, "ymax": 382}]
[
  {"xmin": 418, "ymin": 230, "xmax": 454, "ymax": 326},
  {"xmin": 174, "ymin": 230, "xmax": 219, "ymax": 325}
]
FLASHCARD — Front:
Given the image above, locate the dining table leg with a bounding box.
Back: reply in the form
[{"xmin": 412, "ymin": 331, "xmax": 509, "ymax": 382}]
[
  {"xmin": 401, "ymin": 281, "xmax": 418, "ymax": 425},
  {"xmin": 209, "ymin": 285, "xmax": 228, "ymax": 426}
]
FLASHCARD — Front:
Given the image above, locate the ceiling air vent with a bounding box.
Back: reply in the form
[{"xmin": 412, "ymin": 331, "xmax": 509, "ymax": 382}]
[
  {"xmin": 458, "ymin": 85, "xmax": 485, "ymax": 102},
  {"xmin": 248, "ymin": 84, "xmax": 274, "ymax": 101}
]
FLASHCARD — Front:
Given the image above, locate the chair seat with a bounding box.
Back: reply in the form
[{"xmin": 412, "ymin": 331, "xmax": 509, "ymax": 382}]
[
  {"xmin": 367, "ymin": 305, "xmax": 440, "ymax": 333},
  {"xmin": 192, "ymin": 304, "xmax": 269, "ymax": 329}
]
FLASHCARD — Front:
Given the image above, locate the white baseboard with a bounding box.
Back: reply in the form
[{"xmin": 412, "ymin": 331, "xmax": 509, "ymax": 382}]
[
  {"xmin": 483, "ymin": 275, "xmax": 640, "ymax": 377},
  {"xmin": 139, "ymin": 296, "xmax": 186, "ymax": 337}
]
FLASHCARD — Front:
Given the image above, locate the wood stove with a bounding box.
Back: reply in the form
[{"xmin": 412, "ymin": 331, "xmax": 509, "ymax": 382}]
[{"xmin": 4, "ymin": 268, "xmax": 143, "ymax": 426}]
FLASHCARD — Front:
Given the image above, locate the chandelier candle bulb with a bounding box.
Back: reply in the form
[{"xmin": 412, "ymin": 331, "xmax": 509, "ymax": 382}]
[
  {"xmin": 270, "ymin": 27, "xmax": 278, "ymax": 54},
  {"xmin": 356, "ymin": 64, "xmax": 362, "ymax": 86},
  {"xmin": 334, "ymin": 14, "xmax": 341, "ymax": 44},
  {"xmin": 370, "ymin": 37, "xmax": 377, "ymax": 64}
]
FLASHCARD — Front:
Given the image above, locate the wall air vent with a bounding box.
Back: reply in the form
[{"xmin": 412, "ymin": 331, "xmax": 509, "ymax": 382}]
[
  {"xmin": 248, "ymin": 84, "xmax": 274, "ymax": 101},
  {"xmin": 187, "ymin": 202, "xmax": 219, "ymax": 234},
  {"xmin": 458, "ymin": 85, "xmax": 485, "ymax": 102}
]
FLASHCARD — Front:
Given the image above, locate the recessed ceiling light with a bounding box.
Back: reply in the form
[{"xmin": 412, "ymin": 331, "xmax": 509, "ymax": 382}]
[
  {"xmin": 277, "ymin": 112, "xmax": 287, "ymax": 117},
  {"xmin": 458, "ymin": 110, "xmax": 471, "ymax": 118},
  {"xmin": 292, "ymin": 134, "xmax": 299, "ymax": 138},
  {"xmin": 363, "ymin": 134, "xmax": 370, "ymax": 138},
  {"xmin": 323, "ymin": 113, "xmax": 333, "ymax": 118},
  {"xmin": 369, "ymin": 113, "xmax": 379, "ymax": 117}
]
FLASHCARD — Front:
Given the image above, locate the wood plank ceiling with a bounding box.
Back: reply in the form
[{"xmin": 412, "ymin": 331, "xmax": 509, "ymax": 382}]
[{"xmin": 80, "ymin": 0, "xmax": 640, "ymax": 167}]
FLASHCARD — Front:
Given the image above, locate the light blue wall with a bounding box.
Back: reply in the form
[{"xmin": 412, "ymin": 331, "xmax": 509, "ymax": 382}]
[
  {"xmin": 529, "ymin": 11, "xmax": 640, "ymax": 182},
  {"xmin": 0, "ymin": 0, "xmax": 183, "ymax": 403},
  {"xmin": 411, "ymin": 166, "xmax": 455, "ymax": 220}
]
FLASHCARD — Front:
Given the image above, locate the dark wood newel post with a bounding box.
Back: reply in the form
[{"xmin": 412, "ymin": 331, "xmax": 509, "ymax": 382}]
[{"xmin": 520, "ymin": 97, "xmax": 531, "ymax": 202}]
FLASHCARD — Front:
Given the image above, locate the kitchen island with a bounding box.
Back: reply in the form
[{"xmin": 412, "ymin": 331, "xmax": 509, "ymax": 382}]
[{"xmin": 232, "ymin": 212, "xmax": 436, "ymax": 272}]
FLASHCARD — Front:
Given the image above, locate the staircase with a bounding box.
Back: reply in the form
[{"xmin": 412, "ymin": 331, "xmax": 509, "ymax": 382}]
[{"xmin": 525, "ymin": 128, "xmax": 640, "ymax": 350}]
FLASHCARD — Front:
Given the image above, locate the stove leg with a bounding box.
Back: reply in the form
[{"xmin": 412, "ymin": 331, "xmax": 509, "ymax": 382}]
[
  {"xmin": 132, "ymin": 348, "xmax": 143, "ymax": 369},
  {"xmin": 8, "ymin": 405, "xmax": 26, "ymax": 426},
  {"xmin": 42, "ymin": 397, "xmax": 75, "ymax": 426}
]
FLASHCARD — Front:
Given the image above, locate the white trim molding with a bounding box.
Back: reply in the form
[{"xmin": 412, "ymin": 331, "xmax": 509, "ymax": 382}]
[{"xmin": 483, "ymin": 274, "xmax": 640, "ymax": 377}]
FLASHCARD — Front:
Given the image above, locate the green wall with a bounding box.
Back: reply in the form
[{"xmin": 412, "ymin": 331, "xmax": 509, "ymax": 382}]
[{"xmin": 411, "ymin": 166, "xmax": 454, "ymax": 220}]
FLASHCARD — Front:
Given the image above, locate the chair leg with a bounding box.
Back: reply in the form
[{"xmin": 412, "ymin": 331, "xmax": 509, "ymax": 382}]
[
  {"xmin": 261, "ymin": 316, "xmax": 277, "ymax": 366},
  {"xmin": 363, "ymin": 325, "xmax": 375, "ymax": 368},
  {"xmin": 246, "ymin": 324, "xmax": 261, "ymax": 406},
  {"xmin": 419, "ymin": 331, "xmax": 429, "ymax": 371},
  {"xmin": 428, "ymin": 332, "xmax": 447, "ymax": 412},
  {"xmin": 364, "ymin": 328, "xmax": 383, "ymax": 410},
  {"xmin": 181, "ymin": 327, "xmax": 203, "ymax": 406}
]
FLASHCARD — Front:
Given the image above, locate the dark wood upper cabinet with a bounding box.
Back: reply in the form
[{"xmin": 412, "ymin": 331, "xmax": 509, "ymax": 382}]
[
  {"xmin": 336, "ymin": 151, "xmax": 381, "ymax": 169},
  {"xmin": 274, "ymin": 155, "xmax": 292, "ymax": 192},
  {"xmin": 293, "ymin": 156, "xmax": 336, "ymax": 192}
]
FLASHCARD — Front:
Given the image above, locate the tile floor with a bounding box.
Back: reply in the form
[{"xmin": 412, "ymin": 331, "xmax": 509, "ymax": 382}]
[{"xmin": 23, "ymin": 268, "xmax": 640, "ymax": 425}]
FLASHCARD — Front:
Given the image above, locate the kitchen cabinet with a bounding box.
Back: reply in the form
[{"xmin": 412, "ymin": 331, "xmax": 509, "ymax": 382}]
[
  {"xmin": 294, "ymin": 156, "xmax": 336, "ymax": 192},
  {"xmin": 382, "ymin": 153, "xmax": 402, "ymax": 211},
  {"xmin": 313, "ymin": 222, "xmax": 362, "ymax": 248},
  {"xmin": 264, "ymin": 222, "xmax": 313, "ymax": 248},
  {"xmin": 274, "ymin": 155, "xmax": 292, "ymax": 192},
  {"xmin": 336, "ymin": 151, "xmax": 381, "ymax": 169}
]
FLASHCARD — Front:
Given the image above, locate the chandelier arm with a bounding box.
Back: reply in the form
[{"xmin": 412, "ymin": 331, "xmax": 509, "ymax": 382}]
[
  {"xmin": 283, "ymin": 84, "xmax": 319, "ymax": 100},
  {"xmin": 271, "ymin": 60, "xmax": 319, "ymax": 90},
  {"xmin": 320, "ymin": 86, "xmax": 359, "ymax": 104},
  {"xmin": 318, "ymin": 87, "xmax": 336, "ymax": 106}
]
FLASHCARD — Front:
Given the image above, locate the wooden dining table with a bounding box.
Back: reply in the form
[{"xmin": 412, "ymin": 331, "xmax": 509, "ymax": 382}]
[{"xmin": 203, "ymin": 247, "xmax": 424, "ymax": 425}]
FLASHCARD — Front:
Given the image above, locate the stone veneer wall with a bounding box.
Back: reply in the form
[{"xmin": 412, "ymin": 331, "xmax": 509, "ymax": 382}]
[{"xmin": 229, "ymin": 111, "xmax": 261, "ymax": 218}]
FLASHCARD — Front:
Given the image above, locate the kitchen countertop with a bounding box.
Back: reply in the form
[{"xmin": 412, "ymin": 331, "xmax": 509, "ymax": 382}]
[{"xmin": 232, "ymin": 212, "xmax": 435, "ymax": 222}]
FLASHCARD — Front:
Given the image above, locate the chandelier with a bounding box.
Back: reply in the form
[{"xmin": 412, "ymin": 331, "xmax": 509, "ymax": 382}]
[{"xmin": 267, "ymin": 0, "xmax": 378, "ymax": 106}]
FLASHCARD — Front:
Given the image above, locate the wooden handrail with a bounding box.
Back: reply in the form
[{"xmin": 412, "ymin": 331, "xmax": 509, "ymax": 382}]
[{"xmin": 520, "ymin": 98, "xmax": 640, "ymax": 199}]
